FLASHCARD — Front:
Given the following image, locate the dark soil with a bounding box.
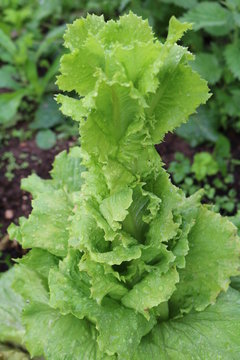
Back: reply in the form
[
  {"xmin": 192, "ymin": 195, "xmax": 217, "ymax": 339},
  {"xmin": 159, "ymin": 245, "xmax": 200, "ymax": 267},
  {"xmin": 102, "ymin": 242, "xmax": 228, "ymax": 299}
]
[
  {"xmin": 156, "ymin": 132, "xmax": 196, "ymax": 165},
  {"xmin": 0, "ymin": 134, "xmax": 76, "ymax": 272}
]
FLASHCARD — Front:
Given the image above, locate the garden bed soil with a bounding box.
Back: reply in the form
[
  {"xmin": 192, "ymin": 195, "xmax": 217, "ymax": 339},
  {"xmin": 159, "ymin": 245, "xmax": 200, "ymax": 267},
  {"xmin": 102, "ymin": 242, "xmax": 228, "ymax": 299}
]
[{"xmin": 0, "ymin": 135, "xmax": 76, "ymax": 272}]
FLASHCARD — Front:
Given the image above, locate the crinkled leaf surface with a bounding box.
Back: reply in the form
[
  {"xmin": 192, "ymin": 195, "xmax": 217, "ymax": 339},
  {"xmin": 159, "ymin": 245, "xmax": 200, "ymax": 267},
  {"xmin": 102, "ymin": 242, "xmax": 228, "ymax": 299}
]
[
  {"xmin": 5, "ymin": 12, "xmax": 240, "ymax": 360},
  {"xmin": 170, "ymin": 207, "xmax": 240, "ymax": 315}
]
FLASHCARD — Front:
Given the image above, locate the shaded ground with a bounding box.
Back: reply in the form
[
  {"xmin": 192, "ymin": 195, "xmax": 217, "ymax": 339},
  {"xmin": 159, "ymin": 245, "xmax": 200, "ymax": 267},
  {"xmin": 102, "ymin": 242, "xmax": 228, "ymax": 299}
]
[
  {"xmin": 156, "ymin": 132, "xmax": 196, "ymax": 165},
  {"xmin": 0, "ymin": 134, "xmax": 76, "ymax": 271}
]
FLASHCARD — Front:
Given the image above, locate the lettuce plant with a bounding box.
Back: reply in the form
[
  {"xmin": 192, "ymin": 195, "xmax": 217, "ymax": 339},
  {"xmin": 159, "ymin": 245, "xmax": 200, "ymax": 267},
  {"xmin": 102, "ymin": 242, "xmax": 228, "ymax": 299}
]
[{"xmin": 1, "ymin": 13, "xmax": 240, "ymax": 359}]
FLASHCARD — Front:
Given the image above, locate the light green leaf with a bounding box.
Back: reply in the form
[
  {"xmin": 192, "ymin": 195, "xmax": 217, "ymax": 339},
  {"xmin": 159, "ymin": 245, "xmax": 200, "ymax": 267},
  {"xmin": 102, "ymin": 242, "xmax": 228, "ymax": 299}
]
[
  {"xmin": 15, "ymin": 189, "xmax": 72, "ymax": 256},
  {"xmin": 80, "ymin": 80, "xmax": 142, "ymax": 162},
  {"xmin": 20, "ymin": 147, "xmax": 84, "ymax": 196},
  {"xmin": 90, "ymin": 245, "xmax": 142, "ymax": 265},
  {"xmin": 50, "ymin": 147, "xmax": 85, "ymax": 192},
  {"xmin": 102, "ymin": 160, "xmax": 135, "ymax": 193},
  {"xmin": 20, "ymin": 174, "xmax": 53, "ymax": 198},
  {"xmin": 170, "ymin": 207, "xmax": 240, "ymax": 314},
  {"xmin": 79, "ymin": 256, "xmax": 128, "ymax": 303},
  {"xmin": 69, "ymin": 204, "xmax": 108, "ymax": 252},
  {"xmin": 100, "ymin": 11, "xmax": 154, "ymax": 46},
  {"xmin": 0, "ymin": 268, "xmax": 25, "ymax": 345},
  {"xmin": 8, "ymin": 250, "xmax": 108, "ymax": 359},
  {"xmin": 64, "ymin": 14, "xmax": 105, "ymax": 51},
  {"xmin": 57, "ymin": 36, "xmax": 104, "ymax": 96},
  {"xmin": 166, "ymin": 16, "xmax": 192, "ymax": 45},
  {"xmin": 100, "ymin": 187, "xmax": 133, "ymax": 230},
  {"xmin": 146, "ymin": 169, "xmax": 182, "ymax": 246},
  {"xmin": 12, "ymin": 249, "xmax": 58, "ymax": 304},
  {"xmin": 112, "ymin": 40, "xmax": 161, "ymax": 94},
  {"xmin": 148, "ymin": 62, "xmax": 210, "ymax": 143},
  {"xmin": 122, "ymin": 266, "xmax": 179, "ymax": 317},
  {"xmin": 49, "ymin": 250, "xmax": 155, "ymax": 359},
  {"xmin": 56, "ymin": 94, "xmax": 88, "ymax": 121}
]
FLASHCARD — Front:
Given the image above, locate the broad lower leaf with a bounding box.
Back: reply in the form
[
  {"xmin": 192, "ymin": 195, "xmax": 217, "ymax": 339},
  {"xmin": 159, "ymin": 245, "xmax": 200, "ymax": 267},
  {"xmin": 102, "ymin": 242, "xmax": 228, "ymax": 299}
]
[
  {"xmin": 170, "ymin": 207, "xmax": 240, "ymax": 315},
  {"xmin": 0, "ymin": 268, "xmax": 25, "ymax": 345},
  {"xmin": 23, "ymin": 303, "xmax": 110, "ymax": 360},
  {"xmin": 134, "ymin": 288, "xmax": 240, "ymax": 360}
]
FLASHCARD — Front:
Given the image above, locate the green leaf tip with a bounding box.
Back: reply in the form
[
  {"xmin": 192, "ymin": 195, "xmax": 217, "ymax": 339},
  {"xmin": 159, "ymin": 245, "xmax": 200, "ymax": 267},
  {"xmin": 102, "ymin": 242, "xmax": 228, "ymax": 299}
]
[{"xmin": 167, "ymin": 16, "xmax": 193, "ymax": 44}]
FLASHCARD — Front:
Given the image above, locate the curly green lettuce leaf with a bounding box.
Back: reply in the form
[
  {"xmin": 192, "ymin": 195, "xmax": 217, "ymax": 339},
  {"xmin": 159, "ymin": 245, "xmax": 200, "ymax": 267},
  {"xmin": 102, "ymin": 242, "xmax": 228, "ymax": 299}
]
[
  {"xmin": 148, "ymin": 63, "xmax": 210, "ymax": 143},
  {"xmin": 57, "ymin": 14, "xmax": 210, "ymax": 149},
  {"xmin": 13, "ymin": 189, "xmax": 72, "ymax": 256},
  {"xmin": 170, "ymin": 207, "xmax": 240, "ymax": 315},
  {"xmin": 12, "ymin": 249, "xmax": 58, "ymax": 305},
  {"xmin": 121, "ymin": 266, "xmax": 179, "ymax": 317},
  {"xmin": 9, "ymin": 250, "xmax": 111, "ymax": 360},
  {"xmin": 48, "ymin": 250, "xmax": 156, "ymax": 359}
]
